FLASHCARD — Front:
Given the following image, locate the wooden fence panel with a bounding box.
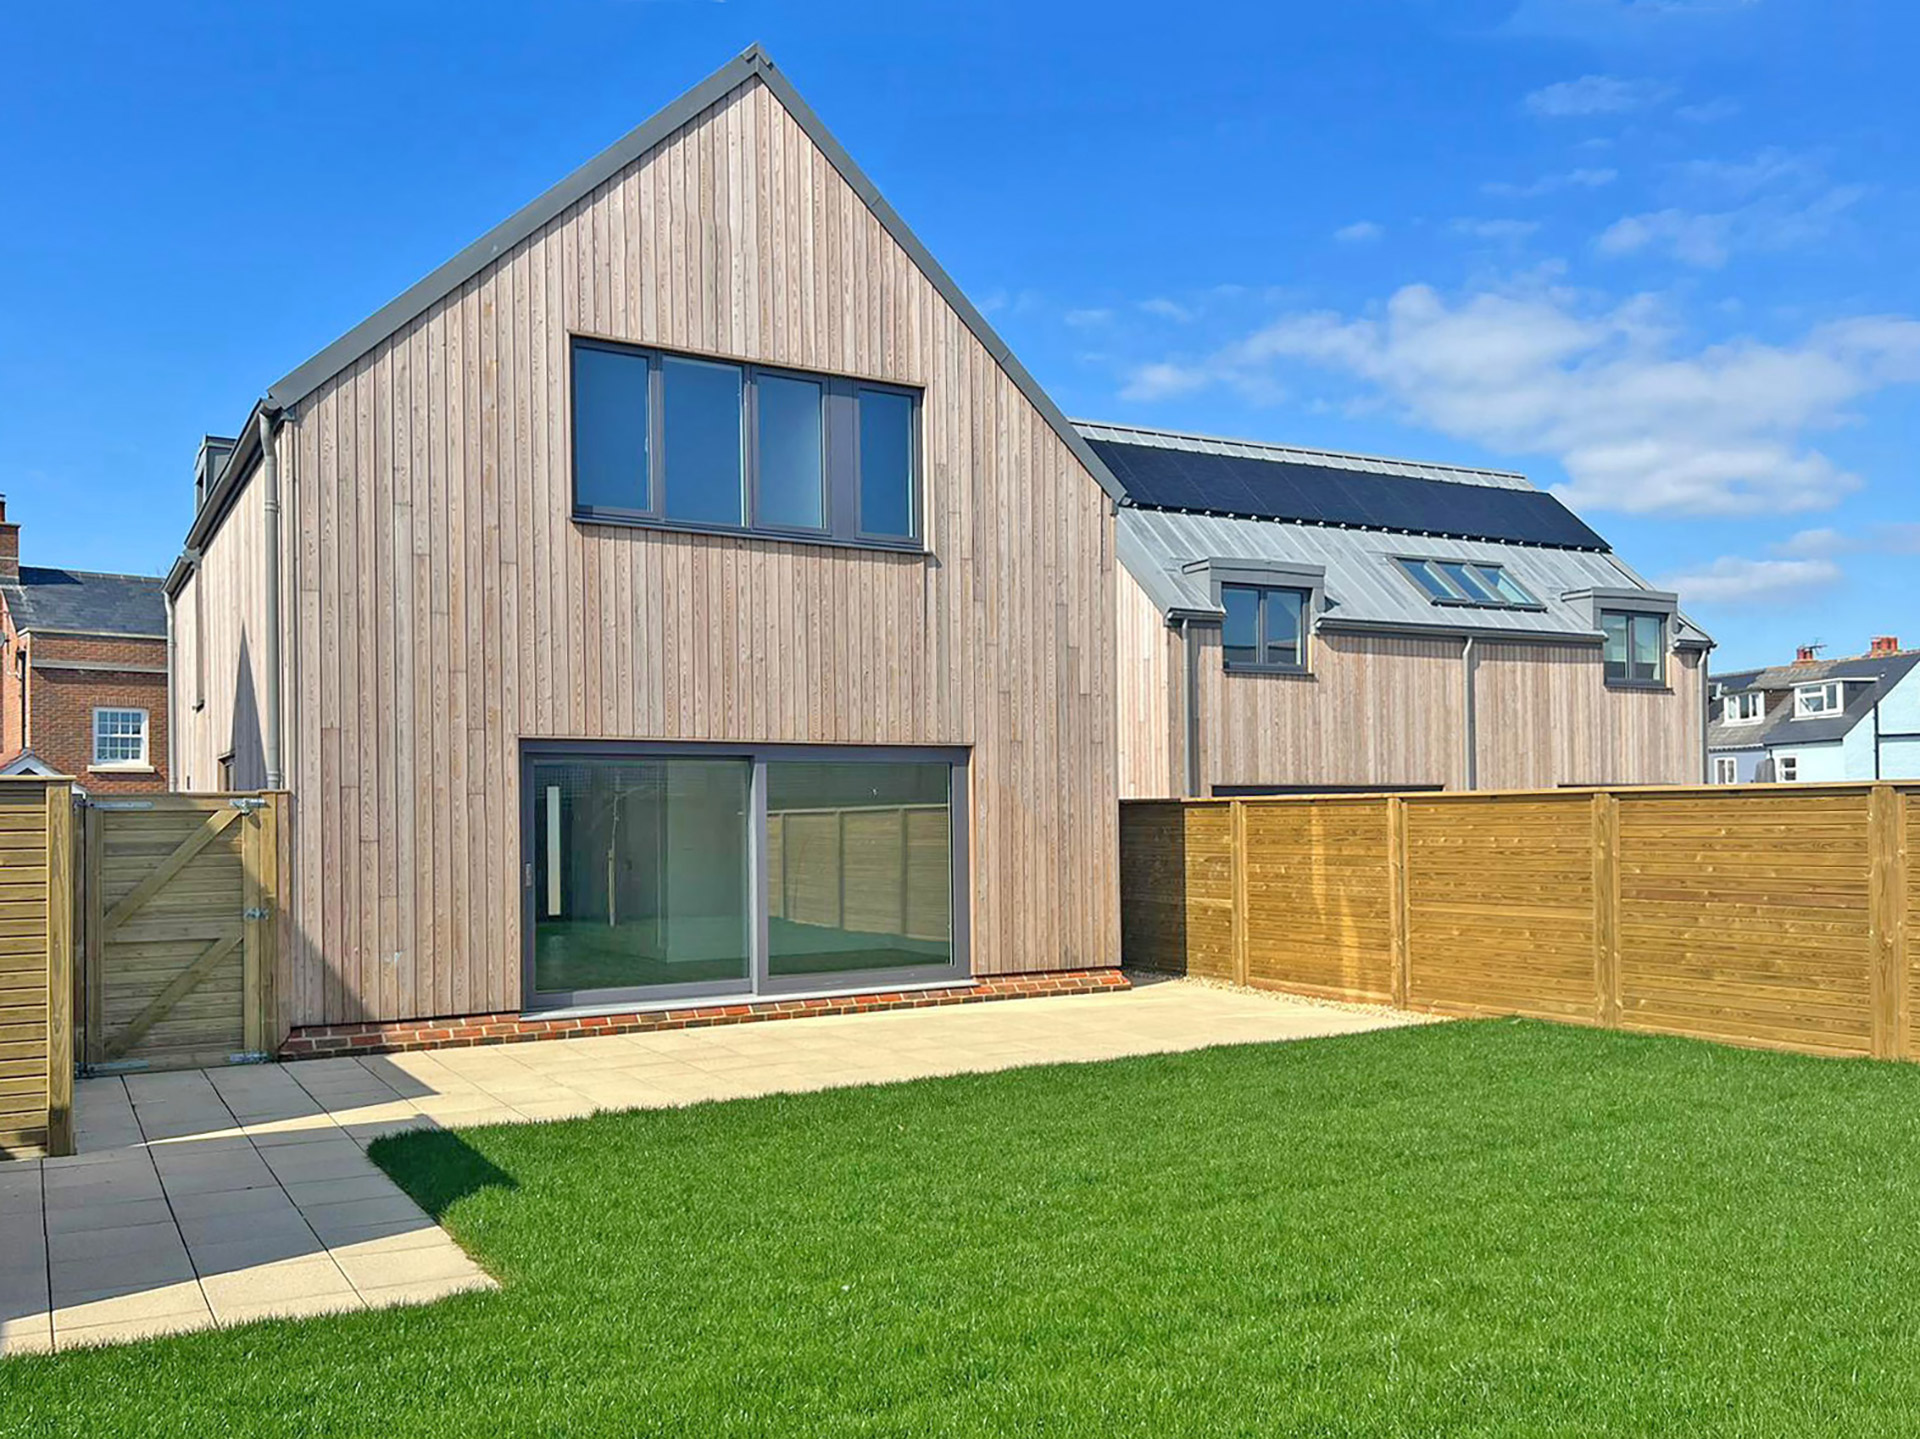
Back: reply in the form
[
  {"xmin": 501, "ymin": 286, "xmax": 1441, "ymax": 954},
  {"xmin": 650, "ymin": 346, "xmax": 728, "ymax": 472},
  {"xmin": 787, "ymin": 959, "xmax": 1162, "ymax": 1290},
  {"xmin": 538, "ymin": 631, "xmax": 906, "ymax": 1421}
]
[
  {"xmin": 84, "ymin": 794, "xmax": 283, "ymax": 1072},
  {"xmin": 1405, "ymin": 795, "xmax": 1598, "ymax": 1023},
  {"xmin": 1617, "ymin": 790, "xmax": 1875, "ymax": 1058},
  {"xmin": 1119, "ymin": 801, "xmax": 1235, "ymax": 978},
  {"xmin": 1123, "ymin": 783, "xmax": 1920, "ymax": 1065},
  {"xmin": 1241, "ymin": 798, "xmax": 1394, "ymax": 1002},
  {"xmin": 0, "ymin": 779, "xmax": 72, "ymax": 1159}
]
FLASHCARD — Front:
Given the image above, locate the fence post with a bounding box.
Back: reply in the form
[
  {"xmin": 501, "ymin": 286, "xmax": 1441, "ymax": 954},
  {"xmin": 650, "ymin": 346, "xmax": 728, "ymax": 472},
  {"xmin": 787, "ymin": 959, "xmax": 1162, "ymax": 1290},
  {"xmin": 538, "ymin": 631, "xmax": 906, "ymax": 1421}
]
[
  {"xmin": 1869, "ymin": 784, "xmax": 1905, "ymax": 1061},
  {"xmin": 83, "ymin": 799, "xmax": 103, "ymax": 1068},
  {"xmin": 44, "ymin": 782, "xmax": 73, "ymax": 1157},
  {"xmin": 1230, "ymin": 799, "xmax": 1249, "ymax": 987},
  {"xmin": 1388, "ymin": 796, "xmax": 1410, "ymax": 1008},
  {"xmin": 1591, "ymin": 790, "xmax": 1620, "ymax": 1029}
]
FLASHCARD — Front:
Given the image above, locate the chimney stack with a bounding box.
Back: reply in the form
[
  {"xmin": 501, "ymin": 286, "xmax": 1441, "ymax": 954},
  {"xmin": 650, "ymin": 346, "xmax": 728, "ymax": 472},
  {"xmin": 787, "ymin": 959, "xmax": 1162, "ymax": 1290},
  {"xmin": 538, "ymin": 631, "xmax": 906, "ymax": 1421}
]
[
  {"xmin": 1869, "ymin": 635, "xmax": 1900, "ymax": 658},
  {"xmin": 1795, "ymin": 644, "xmax": 1820, "ymax": 663},
  {"xmin": 0, "ymin": 495, "xmax": 17, "ymax": 585},
  {"xmin": 194, "ymin": 435, "xmax": 237, "ymax": 512}
]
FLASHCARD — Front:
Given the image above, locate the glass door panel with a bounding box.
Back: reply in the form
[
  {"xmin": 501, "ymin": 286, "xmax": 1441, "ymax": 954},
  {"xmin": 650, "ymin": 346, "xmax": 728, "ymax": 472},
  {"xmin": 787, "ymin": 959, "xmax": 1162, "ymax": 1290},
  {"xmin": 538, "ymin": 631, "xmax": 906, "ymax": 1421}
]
[
  {"xmin": 764, "ymin": 761, "xmax": 953, "ymax": 977},
  {"xmin": 530, "ymin": 757, "xmax": 750, "ymax": 1000}
]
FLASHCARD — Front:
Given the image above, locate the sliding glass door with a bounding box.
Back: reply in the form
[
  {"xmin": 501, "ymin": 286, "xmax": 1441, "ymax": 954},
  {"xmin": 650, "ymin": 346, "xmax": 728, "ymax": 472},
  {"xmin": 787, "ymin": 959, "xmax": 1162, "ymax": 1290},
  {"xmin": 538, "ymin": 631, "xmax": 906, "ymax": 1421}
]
[
  {"xmin": 524, "ymin": 744, "xmax": 966, "ymax": 1010},
  {"xmin": 528, "ymin": 756, "xmax": 752, "ymax": 1005}
]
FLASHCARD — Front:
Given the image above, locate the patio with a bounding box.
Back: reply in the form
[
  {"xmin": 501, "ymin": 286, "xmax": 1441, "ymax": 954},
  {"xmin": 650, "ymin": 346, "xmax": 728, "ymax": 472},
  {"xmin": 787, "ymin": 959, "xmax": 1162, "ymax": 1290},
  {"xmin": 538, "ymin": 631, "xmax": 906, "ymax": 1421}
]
[{"xmin": 0, "ymin": 978, "xmax": 1421, "ymax": 1355}]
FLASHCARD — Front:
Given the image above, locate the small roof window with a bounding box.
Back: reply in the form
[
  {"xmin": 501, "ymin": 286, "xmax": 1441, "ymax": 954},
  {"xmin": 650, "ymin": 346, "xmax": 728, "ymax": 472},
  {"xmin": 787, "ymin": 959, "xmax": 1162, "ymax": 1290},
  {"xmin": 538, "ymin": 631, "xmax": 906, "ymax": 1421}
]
[{"xmin": 1394, "ymin": 557, "xmax": 1541, "ymax": 609}]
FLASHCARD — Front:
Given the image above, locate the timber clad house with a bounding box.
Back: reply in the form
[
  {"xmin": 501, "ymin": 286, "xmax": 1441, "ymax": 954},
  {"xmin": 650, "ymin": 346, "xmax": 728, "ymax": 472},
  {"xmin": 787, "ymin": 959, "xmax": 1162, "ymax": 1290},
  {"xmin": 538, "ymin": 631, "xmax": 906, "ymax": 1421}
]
[
  {"xmin": 165, "ymin": 45, "xmax": 1707, "ymax": 1050},
  {"xmin": 0, "ymin": 499, "xmax": 169, "ymax": 794},
  {"xmin": 1709, "ymin": 638, "xmax": 1920, "ymax": 784},
  {"xmin": 1102, "ymin": 424, "xmax": 1712, "ymax": 796}
]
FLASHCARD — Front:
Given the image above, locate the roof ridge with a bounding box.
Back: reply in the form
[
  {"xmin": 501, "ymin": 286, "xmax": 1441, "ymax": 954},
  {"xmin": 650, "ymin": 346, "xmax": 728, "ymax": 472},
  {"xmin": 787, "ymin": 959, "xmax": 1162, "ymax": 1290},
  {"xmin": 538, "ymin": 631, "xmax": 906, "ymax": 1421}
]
[
  {"xmin": 1073, "ymin": 418, "xmax": 1532, "ymax": 483},
  {"xmin": 13, "ymin": 566, "xmax": 165, "ymax": 583}
]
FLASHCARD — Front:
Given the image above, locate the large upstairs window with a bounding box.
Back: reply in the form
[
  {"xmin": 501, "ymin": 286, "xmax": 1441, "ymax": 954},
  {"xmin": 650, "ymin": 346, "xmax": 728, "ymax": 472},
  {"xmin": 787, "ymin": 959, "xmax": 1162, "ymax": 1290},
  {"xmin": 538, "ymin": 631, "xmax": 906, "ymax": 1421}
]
[{"xmin": 571, "ymin": 338, "xmax": 921, "ymax": 548}]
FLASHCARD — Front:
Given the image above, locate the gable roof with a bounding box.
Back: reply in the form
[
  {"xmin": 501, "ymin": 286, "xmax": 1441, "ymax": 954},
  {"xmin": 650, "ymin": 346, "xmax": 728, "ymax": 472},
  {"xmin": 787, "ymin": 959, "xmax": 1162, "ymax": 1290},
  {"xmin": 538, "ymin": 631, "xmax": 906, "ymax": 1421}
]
[
  {"xmin": 2, "ymin": 567, "xmax": 167, "ymax": 639},
  {"xmin": 260, "ymin": 44, "xmax": 1122, "ymax": 508},
  {"xmin": 1709, "ymin": 652, "xmax": 1920, "ymax": 750},
  {"xmin": 1094, "ymin": 421, "xmax": 1708, "ymax": 647}
]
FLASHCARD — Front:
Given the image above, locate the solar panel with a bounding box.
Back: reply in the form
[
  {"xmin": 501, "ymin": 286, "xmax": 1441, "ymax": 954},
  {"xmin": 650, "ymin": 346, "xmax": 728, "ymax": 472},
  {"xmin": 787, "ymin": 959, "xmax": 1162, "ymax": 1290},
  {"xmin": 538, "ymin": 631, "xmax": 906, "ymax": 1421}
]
[{"xmin": 1085, "ymin": 438, "xmax": 1610, "ymax": 551}]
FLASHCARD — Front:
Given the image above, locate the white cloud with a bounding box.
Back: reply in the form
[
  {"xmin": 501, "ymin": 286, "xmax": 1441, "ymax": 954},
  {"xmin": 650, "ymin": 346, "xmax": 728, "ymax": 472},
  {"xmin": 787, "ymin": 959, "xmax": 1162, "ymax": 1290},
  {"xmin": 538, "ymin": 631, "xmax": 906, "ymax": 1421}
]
[
  {"xmin": 1138, "ymin": 297, "xmax": 1195, "ymax": 321},
  {"xmin": 1776, "ymin": 523, "xmax": 1920, "ymax": 559},
  {"xmin": 1451, "ymin": 218, "xmax": 1542, "ymax": 243},
  {"xmin": 1525, "ymin": 74, "xmax": 1673, "ymax": 117},
  {"xmin": 1119, "ymin": 279, "xmax": 1920, "ymax": 516},
  {"xmin": 1482, "ymin": 168, "xmax": 1618, "ymax": 198},
  {"xmin": 1333, "ymin": 221, "xmax": 1385, "ymax": 244},
  {"xmin": 1063, "ymin": 308, "xmax": 1114, "ymax": 328},
  {"xmin": 1658, "ymin": 556, "xmax": 1843, "ymax": 606},
  {"xmin": 1597, "ymin": 151, "xmax": 1867, "ymax": 268},
  {"xmin": 1119, "ymin": 361, "xmax": 1211, "ymax": 402}
]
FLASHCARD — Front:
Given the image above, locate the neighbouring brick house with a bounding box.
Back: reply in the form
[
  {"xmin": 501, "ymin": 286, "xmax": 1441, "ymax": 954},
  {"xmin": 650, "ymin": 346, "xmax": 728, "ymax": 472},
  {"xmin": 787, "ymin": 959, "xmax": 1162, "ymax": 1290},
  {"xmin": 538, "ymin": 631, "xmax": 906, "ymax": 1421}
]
[{"xmin": 0, "ymin": 497, "xmax": 169, "ymax": 793}]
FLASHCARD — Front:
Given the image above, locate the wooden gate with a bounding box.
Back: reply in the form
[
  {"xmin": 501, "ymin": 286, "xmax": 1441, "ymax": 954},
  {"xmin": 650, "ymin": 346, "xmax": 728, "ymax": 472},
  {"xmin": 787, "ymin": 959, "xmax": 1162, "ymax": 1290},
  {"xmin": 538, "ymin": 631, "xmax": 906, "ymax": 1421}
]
[{"xmin": 83, "ymin": 794, "xmax": 282, "ymax": 1072}]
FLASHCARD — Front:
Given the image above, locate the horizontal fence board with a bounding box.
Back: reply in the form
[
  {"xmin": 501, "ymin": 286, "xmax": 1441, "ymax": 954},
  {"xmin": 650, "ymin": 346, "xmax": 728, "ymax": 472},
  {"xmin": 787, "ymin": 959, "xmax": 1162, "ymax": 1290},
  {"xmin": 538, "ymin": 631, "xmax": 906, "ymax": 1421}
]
[{"xmin": 1121, "ymin": 782, "xmax": 1920, "ymax": 1065}]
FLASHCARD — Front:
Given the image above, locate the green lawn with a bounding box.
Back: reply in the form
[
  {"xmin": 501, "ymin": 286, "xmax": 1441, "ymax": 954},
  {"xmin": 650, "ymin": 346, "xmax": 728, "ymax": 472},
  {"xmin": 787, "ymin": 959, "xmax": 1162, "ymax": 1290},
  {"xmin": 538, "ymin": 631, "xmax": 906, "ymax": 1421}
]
[{"xmin": 12, "ymin": 1019, "xmax": 1920, "ymax": 1436}]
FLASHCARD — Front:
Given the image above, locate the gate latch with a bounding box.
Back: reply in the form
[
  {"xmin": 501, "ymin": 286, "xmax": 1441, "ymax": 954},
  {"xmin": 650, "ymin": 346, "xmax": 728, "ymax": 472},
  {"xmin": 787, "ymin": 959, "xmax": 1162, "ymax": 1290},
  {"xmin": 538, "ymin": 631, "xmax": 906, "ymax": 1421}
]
[
  {"xmin": 242, "ymin": 906, "xmax": 272, "ymax": 922},
  {"xmin": 229, "ymin": 797, "xmax": 269, "ymax": 812}
]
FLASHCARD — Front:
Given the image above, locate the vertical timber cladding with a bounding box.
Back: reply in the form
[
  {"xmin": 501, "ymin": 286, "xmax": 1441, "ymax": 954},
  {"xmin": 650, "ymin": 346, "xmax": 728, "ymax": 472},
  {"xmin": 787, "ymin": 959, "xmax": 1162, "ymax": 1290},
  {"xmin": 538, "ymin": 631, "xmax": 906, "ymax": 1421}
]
[
  {"xmin": 85, "ymin": 795, "xmax": 281, "ymax": 1072},
  {"xmin": 1616, "ymin": 789, "xmax": 1875, "ymax": 1058},
  {"xmin": 1403, "ymin": 793, "xmax": 1598, "ymax": 1022},
  {"xmin": 0, "ymin": 779, "xmax": 72, "ymax": 1160},
  {"xmin": 1118, "ymin": 801, "xmax": 1234, "ymax": 978},
  {"xmin": 1240, "ymin": 798, "xmax": 1394, "ymax": 1002},
  {"xmin": 284, "ymin": 73, "xmax": 1120, "ymax": 1027}
]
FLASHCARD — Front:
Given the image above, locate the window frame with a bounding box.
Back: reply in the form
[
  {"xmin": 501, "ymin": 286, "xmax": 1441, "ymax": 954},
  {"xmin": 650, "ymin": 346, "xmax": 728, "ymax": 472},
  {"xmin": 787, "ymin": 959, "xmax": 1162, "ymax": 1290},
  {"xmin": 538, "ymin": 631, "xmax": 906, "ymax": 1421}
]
[
  {"xmin": 1722, "ymin": 690, "xmax": 1765, "ymax": 724},
  {"xmin": 1792, "ymin": 680, "xmax": 1843, "ymax": 718},
  {"xmin": 1774, "ymin": 754, "xmax": 1800, "ymax": 783},
  {"xmin": 1711, "ymin": 755, "xmax": 1739, "ymax": 784},
  {"xmin": 1219, "ymin": 583, "xmax": 1312, "ymax": 675},
  {"xmin": 569, "ymin": 336, "xmax": 924, "ymax": 552},
  {"xmin": 91, "ymin": 706, "xmax": 150, "ymax": 770},
  {"xmin": 518, "ymin": 739, "xmax": 970, "ymax": 1013},
  {"xmin": 1392, "ymin": 556, "xmax": 1545, "ymax": 611},
  {"xmin": 1601, "ymin": 609, "xmax": 1668, "ymax": 689}
]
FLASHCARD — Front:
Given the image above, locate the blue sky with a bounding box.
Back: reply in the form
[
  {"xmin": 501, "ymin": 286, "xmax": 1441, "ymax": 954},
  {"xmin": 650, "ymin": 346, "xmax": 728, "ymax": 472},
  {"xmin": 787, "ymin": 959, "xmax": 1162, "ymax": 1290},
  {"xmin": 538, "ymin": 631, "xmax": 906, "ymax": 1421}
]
[{"xmin": 2, "ymin": 0, "xmax": 1913, "ymax": 669}]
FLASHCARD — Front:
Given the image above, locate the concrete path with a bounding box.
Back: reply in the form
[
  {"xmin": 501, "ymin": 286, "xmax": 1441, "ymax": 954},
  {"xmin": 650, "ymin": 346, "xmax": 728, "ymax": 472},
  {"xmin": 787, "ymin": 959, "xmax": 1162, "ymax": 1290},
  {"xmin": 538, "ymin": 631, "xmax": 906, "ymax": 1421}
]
[{"xmin": 0, "ymin": 978, "xmax": 1420, "ymax": 1356}]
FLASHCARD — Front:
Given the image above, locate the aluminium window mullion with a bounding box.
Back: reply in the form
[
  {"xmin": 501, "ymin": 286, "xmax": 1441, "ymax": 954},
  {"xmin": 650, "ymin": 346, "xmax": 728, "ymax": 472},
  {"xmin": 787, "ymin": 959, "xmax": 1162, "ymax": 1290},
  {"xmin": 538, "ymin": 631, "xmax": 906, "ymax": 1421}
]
[{"xmin": 749, "ymin": 757, "xmax": 769, "ymax": 996}]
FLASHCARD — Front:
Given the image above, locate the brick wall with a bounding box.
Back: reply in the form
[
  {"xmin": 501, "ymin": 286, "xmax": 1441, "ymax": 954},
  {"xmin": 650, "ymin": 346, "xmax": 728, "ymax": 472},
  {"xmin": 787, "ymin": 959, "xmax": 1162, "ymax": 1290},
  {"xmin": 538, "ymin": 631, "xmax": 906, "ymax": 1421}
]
[{"xmin": 16, "ymin": 633, "xmax": 169, "ymax": 792}]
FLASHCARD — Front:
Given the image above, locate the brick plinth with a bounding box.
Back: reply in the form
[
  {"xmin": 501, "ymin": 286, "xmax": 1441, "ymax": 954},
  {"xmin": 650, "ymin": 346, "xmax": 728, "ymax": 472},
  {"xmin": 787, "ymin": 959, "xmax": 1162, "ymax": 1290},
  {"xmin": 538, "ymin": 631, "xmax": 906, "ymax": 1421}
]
[{"xmin": 279, "ymin": 968, "xmax": 1130, "ymax": 1060}]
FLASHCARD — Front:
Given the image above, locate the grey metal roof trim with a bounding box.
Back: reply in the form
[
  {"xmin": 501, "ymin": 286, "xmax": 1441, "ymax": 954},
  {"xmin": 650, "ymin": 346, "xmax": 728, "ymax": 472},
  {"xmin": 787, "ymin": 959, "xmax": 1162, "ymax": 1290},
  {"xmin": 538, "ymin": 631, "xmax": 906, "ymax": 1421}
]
[
  {"xmin": 259, "ymin": 44, "xmax": 1123, "ymax": 508},
  {"xmin": 172, "ymin": 398, "xmax": 267, "ymax": 580}
]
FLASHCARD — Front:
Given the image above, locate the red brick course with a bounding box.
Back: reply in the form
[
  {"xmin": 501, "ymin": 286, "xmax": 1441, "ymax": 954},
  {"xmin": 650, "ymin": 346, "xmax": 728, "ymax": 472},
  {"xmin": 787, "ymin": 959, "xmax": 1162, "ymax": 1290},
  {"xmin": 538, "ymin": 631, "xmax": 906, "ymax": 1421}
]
[{"xmin": 279, "ymin": 968, "xmax": 1130, "ymax": 1060}]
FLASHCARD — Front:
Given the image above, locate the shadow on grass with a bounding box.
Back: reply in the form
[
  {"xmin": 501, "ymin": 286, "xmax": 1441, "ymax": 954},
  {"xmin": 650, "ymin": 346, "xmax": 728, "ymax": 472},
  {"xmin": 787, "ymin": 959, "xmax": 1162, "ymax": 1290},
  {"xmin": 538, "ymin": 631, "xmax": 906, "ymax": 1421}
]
[{"xmin": 368, "ymin": 1127, "xmax": 519, "ymax": 1220}]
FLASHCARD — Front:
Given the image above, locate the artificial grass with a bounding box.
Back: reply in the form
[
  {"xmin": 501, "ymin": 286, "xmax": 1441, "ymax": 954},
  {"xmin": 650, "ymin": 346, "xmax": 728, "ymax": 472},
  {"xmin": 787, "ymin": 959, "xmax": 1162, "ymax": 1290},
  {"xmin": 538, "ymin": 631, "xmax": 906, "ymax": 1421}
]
[{"xmin": 11, "ymin": 1018, "xmax": 1920, "ymax": 1436}]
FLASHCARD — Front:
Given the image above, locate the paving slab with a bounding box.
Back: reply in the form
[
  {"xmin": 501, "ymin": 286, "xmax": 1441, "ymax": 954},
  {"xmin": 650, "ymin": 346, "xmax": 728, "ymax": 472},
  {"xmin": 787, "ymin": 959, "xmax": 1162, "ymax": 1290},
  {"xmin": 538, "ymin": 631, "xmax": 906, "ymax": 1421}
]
[{"xmin": 1, "ymin": 978, "xmax": 1422, "ymax": 1356}]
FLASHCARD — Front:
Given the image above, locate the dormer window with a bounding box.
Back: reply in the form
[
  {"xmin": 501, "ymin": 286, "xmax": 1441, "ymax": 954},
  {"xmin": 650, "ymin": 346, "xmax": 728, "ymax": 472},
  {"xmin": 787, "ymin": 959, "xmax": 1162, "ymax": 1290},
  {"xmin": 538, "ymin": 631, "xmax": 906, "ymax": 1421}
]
[
  {"xmin": 1723, "ymin": 691, "xmax": 1764, "ymax": 724},
  {"xmin": 1793, "ymin": 681, "xmax": 1843, "ymax": 718},
  {"xmin": 1394, "ymin": 557, "xmax": 1540, "ymax": 609}
]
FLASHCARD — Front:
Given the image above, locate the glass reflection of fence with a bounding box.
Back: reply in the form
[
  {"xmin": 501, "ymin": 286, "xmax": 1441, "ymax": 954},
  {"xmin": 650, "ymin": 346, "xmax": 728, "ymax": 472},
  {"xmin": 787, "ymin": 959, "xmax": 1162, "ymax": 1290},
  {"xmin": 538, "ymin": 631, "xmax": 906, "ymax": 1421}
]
[{"xmin": 766, "ymin": 804, "xmax": 950, "ymax": 943}]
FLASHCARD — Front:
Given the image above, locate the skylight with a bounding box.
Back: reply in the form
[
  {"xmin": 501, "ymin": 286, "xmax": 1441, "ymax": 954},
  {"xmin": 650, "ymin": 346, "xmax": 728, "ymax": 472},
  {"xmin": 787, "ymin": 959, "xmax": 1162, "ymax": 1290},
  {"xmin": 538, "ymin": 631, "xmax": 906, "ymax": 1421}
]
[{"xmin": 1394, "ymin": 557, "xmax": 1541, "ymax": 609}]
